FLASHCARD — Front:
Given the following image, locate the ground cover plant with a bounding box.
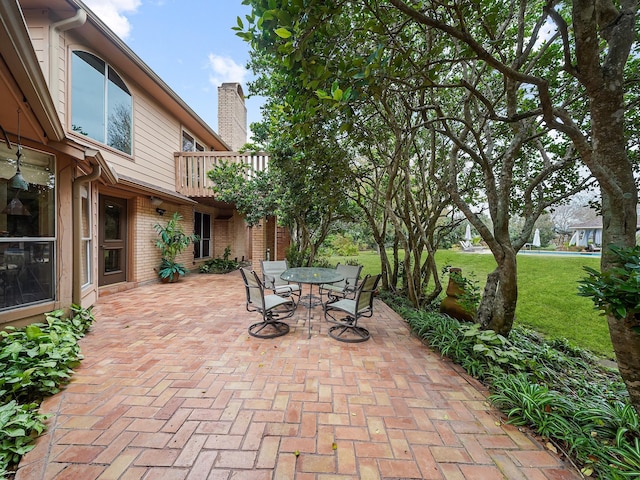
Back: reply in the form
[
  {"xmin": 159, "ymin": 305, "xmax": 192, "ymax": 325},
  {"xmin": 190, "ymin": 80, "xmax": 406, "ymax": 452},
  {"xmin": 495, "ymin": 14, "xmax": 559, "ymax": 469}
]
[
  {"xmin": 382, "ymin": 296, "xmax": 639, "ymax": 479},
  {"xmin": 199, "ymin": 246, "xmax": 239, "ymax": 274},
  {"xmin": 0, "ymin": 305, "xmax": 95, "ymax": 478}
]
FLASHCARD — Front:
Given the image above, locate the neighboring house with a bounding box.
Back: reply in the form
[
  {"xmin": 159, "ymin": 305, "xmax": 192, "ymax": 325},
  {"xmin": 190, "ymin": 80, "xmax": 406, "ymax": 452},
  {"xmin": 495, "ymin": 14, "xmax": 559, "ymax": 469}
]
[
  {"xmin": 568, "ymin": 216, "xmax": 640, "ymax": 248},
  {"xmin": 0, "ymin": 0, "xmax": 288, "ymax": 327}
]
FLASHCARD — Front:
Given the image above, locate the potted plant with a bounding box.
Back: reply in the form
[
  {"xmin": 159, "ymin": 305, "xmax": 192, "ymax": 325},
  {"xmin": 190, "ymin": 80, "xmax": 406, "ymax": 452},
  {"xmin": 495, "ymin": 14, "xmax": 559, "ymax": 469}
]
[{"xmin": 154, "ymin": 212, "xmax": 199, "ymax": 282}]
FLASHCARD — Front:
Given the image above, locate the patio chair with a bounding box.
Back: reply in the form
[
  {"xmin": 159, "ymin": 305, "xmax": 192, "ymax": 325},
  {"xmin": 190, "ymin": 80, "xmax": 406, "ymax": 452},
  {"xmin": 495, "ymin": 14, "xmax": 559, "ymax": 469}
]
[
  {"xmin": 319, "ymin": 263, "xmax": 363, "ymax": 302},
  {"xmin": 260, "ymin": 259, "xmax": 301, "ymax": 304},
  {"xmin": 324, "ymin": 273, "xmax": 381, "ymax": 343},
  {"xmin": 240, "ymin": 267, "xmax": 296, "ymax": 339}
]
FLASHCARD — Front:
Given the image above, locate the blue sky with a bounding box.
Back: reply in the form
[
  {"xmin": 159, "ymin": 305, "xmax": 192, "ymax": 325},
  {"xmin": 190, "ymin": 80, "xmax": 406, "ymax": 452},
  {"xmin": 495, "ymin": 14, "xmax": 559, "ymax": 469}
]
[{"xmin": 83, "ymin": 0, "xmax": 264, "ymax": 136}]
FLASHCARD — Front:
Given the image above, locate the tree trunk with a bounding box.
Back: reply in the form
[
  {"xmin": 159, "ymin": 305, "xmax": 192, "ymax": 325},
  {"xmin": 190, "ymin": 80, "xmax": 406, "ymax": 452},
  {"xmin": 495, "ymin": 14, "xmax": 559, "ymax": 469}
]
[
  {"xmin": 477, "ymin": 248, "xmax": 518, "ymax": 336},
  {"xmin": 588, "ymin": 50, "xmax": 640, "ymax": 413},
  {"xmin": 607, "ymin": 314, "xmax": 640, "ymax": 409}
]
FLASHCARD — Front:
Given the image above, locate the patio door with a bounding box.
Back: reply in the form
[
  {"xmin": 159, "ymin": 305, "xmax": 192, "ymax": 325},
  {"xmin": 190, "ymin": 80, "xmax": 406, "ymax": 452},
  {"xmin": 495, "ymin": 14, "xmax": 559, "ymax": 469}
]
[{"xmin": 99, "ymin": 195, "xmax": 128, "ymax": 286}]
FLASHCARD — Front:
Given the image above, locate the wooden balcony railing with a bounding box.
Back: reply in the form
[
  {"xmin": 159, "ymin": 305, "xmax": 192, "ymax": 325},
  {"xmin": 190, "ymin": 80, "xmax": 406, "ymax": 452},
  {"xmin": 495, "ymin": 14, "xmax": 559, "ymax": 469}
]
[{"xmin": 174, "ymin": 151, "xmax": 269, "ymax": 197}]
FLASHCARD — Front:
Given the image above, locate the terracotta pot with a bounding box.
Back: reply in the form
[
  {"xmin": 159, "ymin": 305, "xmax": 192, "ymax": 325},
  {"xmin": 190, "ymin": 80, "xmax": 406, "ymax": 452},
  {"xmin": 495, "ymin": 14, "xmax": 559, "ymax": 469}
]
[
  {"xmin": 161, "ymin": 272, "xmax": 180, "ymax": 283},
  {"xmin": 440, "ymin": 268, "xmax": 474, "ymax": 322}
]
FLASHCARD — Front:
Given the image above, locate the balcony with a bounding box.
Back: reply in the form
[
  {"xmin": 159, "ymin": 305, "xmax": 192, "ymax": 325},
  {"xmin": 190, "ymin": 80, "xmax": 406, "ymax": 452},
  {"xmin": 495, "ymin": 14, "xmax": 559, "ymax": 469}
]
[{"xmin": 175, "ymin": 151, "xmax": 269, "ymax": 198}]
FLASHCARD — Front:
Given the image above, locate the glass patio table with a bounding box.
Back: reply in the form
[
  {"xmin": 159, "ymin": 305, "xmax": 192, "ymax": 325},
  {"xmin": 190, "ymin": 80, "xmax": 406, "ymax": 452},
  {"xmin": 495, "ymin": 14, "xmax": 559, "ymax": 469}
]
[{"xmin": 281, "ymin": 267, "xmax": 343, "ymax": 338}]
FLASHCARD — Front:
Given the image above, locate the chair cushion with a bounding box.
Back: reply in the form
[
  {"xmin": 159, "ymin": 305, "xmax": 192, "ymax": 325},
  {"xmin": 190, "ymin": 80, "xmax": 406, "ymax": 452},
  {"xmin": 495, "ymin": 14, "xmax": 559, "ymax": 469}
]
[
  {"xmin": 326, "ymin": 299, "xmax": 357, "ymax": 316},
  {"xmin": 264, "ymin": 294, "xmax": 293, "ymax": 311}
]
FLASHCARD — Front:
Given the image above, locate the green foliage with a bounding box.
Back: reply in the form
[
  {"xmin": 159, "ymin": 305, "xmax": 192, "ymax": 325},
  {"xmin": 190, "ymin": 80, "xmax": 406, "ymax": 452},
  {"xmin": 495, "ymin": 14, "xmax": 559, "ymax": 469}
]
[
  {"xmin": 0, "ymin": 305, "xmax": 94, "ymax": 474},
  {"xmin": 0, "ymin": 401, "xmax": 47, "ymax": 471},
  {"xmin": 285, "ymin": 244, "xmax": 310, "ymax": 267},
  {"xmin": 396, "ymin": 300, "xmax": 637, "ymax": 479},
  {"xmin": 207, "ymin": 161, "xmax": 279, "ymax": 227},
  {"xmin": 443, "ymin": 266, "xmax": 481, "ymax": 315},
  {"xmin": 154, "ymin": 212, "xmax": 198, "ymax": 279},
  {"xmin": 199, "ymin": 246, "xmax": 239, "ymax": 274},
  {"xmin": 157, "ymin": 258, "xmax": 187, "ymax": 280},
  {"xmin": 323, "ymin": 233, "xmax": 359, "ymax": 257},
  {"xmin": 462, "ymin": 324, "xmax": 524, "ymax": 368},
  {"xmin": 578, "ymin": 245, "xmax": 640, "ymax": 321}
]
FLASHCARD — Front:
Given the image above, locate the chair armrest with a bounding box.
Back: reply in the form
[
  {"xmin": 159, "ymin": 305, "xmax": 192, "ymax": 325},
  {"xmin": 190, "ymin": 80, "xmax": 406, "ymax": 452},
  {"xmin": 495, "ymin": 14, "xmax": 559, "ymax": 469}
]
[
  {"xmin": 344, "ymin": 278, "xmax": 358, "ymax": 292},
  {"xmin": 263, "ymin": 274, "xmax": 276, "ymax": 289}
]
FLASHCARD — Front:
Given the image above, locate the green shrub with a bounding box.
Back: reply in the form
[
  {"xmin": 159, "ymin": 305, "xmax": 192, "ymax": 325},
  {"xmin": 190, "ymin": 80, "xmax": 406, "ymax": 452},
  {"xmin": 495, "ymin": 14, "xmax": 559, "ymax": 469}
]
[
  {"xmin": 331, "ymin": 234, "xmax": 359, "ymax": 256},
  {"xmin": 199, "ymin": 246, "xmax": 238, "ymax": 274},
  {"xmin": 578, "ymin": 245, "xmax": 640, "ymax": 320},
  {"xmin": 285, "ymin": 245, "xmax": 310, "ymax": 267},
  {"xmin": 0, "ymin": 401, "xmax": 47, "ymax": 472},
  {"xmin": 0, "ymin": 305, "xmax": 94, "ymax": 475}
]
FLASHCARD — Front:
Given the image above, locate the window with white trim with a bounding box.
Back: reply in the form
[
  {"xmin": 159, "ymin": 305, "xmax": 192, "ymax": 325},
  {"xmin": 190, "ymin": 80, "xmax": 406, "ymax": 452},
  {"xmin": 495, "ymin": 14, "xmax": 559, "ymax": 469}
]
[
  {"xmin": 182, "ymin": 131, "xmax": 205, "ymax": 152},
  {"xmin": 71, "ymin": 50, "xmax": 132, "ymax": 154},
  {"xmin": 80, "ymin": 184, "xmax": 92, "ymax": 286}
]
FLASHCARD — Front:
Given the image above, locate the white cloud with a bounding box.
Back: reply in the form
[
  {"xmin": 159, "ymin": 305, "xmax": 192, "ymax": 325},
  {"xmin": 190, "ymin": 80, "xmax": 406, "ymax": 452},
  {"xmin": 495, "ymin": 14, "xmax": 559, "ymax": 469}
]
[
  {"xmin": 207, "ymin": 54, "xmax": 247, "ymax": 87},
  {"xmin": 82, "ymin": 0, "xmax": 142, "ymax": 39}
]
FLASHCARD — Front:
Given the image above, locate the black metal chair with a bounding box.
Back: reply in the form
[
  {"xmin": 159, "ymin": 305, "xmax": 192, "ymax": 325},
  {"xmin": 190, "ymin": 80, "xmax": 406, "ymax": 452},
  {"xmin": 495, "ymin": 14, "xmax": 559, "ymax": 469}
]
[
  {"xmin": 319, "ymin": 263, "xmax": 363, "ymax": 303},
  {"xmin": 324, "ymin": 273, "xmax": 381, "ymax": 343},
  {"xmin": 240, "ymin": 267, "xmax": 296, "ymax": 338}
]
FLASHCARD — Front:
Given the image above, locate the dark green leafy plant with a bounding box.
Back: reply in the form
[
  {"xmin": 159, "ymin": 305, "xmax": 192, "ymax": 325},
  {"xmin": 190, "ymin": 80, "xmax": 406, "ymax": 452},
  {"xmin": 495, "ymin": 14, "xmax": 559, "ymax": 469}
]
[
  {"xmin": 0, "ymin": 401, "xmax": 47, "ymax": 470},
  {"xmin": 578, "ymin": 245, "xmax": 640, "ymax": 322},
  {"xmin": 0, "ymin": 305, "xmax": 94, "ymax": 474},
  {"xmin": 285, "ymin": 245, "xmax": 310, "ymax": 267},
  {"xmin": 606, "ymin": 437, "xmax": 640, "ymax": 477},
  {"xmin": 154, "ymin": 212, "xmax": 199, "ymax": 281},
  {"xmin": 199, "ymin": 246, "xmax": 239, "ymax": 274}
]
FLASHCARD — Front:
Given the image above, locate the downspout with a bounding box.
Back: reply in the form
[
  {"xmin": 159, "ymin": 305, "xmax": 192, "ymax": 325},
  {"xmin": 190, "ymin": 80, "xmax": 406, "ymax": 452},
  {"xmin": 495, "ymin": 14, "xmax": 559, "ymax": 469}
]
[
  {"xmin": 49, "ymin": 8, "xmax": 87, "ymax": 106},
  {"xmin": 72, "ymin": 161, "xmax": 100, "ymax": 305}
]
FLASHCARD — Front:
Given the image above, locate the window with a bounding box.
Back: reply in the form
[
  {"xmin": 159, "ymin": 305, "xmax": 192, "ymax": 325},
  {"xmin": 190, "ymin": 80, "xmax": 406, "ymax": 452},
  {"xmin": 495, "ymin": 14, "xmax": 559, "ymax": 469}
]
[
  {"xmin": 182, "ymin": 131, "xmax": 205, "ymax": 152},
  {"xmin": 194, "ymin": 212, "xmax": 211, "ymax": 259},
  {"xmin": 0, "ymin": 144, "xmax": 55, "ymax": 310},
  {"xmin": 72, "ymin": 51, "xmax": 132, "ymax": 154},
  {"xmin": 80, "ymin": 184, "xmax": 91, "ymax": 286}
]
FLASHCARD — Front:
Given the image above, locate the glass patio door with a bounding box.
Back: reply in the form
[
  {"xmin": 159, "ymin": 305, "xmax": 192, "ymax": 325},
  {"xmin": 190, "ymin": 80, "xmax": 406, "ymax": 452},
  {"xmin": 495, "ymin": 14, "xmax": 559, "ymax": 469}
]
[{"xmin": 99, "ymin": 195, "xmax": 127, "ymax": 285}]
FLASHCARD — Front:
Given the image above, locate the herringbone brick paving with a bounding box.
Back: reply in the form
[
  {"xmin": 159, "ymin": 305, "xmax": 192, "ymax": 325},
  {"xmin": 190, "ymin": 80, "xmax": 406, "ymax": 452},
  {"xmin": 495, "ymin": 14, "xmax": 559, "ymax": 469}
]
[{"xmin": 16, "ymin": 271, "xmax": 579, "ymax": 479}]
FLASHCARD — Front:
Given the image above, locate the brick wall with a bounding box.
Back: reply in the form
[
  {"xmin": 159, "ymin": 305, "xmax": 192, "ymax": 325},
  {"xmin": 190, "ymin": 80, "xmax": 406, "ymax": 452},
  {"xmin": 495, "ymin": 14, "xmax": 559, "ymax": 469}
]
[{"xmin": 139, "ymin": 199, "xmax": 196, "ymax": 283}]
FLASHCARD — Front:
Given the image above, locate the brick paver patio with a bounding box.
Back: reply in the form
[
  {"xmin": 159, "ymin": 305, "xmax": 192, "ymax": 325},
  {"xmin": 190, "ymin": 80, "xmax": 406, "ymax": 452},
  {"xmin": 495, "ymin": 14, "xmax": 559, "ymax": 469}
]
[{"xmin": 16, "ymin": 271, "xmax": 579, "ymax": 479}]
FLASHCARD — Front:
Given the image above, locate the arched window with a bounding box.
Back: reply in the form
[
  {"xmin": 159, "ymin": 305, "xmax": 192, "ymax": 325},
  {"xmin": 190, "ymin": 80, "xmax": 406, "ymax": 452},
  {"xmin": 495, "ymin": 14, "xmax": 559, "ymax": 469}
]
[{"xmin": 71, "ymin": 51, "xmax": 132, "ymax": 154}]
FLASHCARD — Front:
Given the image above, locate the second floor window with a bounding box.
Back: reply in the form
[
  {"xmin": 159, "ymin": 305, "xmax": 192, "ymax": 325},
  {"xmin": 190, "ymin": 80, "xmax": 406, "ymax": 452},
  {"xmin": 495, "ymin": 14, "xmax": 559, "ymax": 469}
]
[
  {"xmin": 182, "ymin": 131, "xmax": 205, "ymax": 152},
  {"xmin": 71, "ymin": 51, "xmax": 132, "ymax": 155}
]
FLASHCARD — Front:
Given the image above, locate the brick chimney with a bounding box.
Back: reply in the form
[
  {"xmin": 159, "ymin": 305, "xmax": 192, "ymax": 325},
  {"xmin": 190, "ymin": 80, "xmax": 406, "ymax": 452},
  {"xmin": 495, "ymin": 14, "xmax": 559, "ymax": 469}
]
[{"xmin": 217, "ymin": 82, "xmax": 247, "ymax": 151}]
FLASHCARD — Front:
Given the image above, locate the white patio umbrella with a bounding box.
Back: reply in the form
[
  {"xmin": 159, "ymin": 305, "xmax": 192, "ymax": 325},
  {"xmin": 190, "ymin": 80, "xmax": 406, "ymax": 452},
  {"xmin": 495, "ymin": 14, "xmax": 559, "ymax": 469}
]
[
  {"xmin": 532, "ymin": 228, "xmax": 541, "ymax": 248},
  {"xmin": 464, "ymin": 224, "xmax": 472, "ymax": 241}
]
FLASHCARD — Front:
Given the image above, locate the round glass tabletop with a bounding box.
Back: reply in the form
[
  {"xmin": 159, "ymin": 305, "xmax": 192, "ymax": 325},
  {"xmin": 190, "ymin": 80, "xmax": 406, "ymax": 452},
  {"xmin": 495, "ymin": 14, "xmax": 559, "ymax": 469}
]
[{"xmin": 280, "ymin": 267, "xmax": 343, "ymax": 284}]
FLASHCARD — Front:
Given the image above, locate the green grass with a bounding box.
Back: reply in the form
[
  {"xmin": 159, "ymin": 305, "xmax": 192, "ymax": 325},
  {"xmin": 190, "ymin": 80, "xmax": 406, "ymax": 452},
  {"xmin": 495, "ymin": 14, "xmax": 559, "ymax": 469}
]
[{"xmin": 330, "ymin": 250, "xmax": 613, "ymax": 358}]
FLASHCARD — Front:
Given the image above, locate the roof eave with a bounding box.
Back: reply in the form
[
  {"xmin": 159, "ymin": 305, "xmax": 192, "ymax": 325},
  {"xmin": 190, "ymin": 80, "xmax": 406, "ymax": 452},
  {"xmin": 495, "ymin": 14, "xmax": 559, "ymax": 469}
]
[{"xmin": 0, "ymin": 0, "xmax": 65, "ymax": 142}]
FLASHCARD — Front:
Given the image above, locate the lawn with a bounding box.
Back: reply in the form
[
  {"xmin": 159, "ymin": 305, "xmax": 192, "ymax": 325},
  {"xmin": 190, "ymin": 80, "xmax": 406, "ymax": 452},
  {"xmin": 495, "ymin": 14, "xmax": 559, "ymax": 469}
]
[{"xmin": 332, "ymin": 249, "xmax": 613, "ymax": 358}]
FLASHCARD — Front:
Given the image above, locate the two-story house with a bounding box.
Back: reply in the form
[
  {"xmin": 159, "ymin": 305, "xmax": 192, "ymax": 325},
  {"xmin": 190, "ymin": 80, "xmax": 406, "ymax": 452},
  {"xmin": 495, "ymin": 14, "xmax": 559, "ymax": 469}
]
[{"xmin": 0, "ymin": 0, "xmax": 288, "ymax": 327}]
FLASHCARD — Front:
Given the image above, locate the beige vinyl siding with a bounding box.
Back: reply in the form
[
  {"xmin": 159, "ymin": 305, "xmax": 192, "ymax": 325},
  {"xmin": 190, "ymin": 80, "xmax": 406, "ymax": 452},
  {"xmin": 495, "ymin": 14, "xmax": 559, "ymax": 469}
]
[
  {"xmin": 54, "ymin": 33, "xmax": 67, "ymax": 128},
  {"xmin": 128, "ymin": 94, "xmax": 179, "ymax": 190},
  {"xmin": 24, "ymin": 11, "xmax": 47, "ymax": 68},
  {"xmin": 99, "ymin": 92, "xmax": 179, "ymax": 191}
]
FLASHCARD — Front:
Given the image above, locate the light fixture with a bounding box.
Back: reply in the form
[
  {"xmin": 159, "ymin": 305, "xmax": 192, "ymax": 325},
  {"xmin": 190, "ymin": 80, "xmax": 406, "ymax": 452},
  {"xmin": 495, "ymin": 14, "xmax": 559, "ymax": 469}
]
[
  {"xmin": 8, "ymin": 109, "xmax": 28, "ymax": 191},
  {"xmin": 156, "ymin": 208, "xmax": 166, "ymax": 216},
  {"xmin": 2, "ymin": 195, "xmax": 30, "ymax": 216},
  {"xmin": 150, "ymin": 196, "xmax": 163, "ymax": 207}
]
